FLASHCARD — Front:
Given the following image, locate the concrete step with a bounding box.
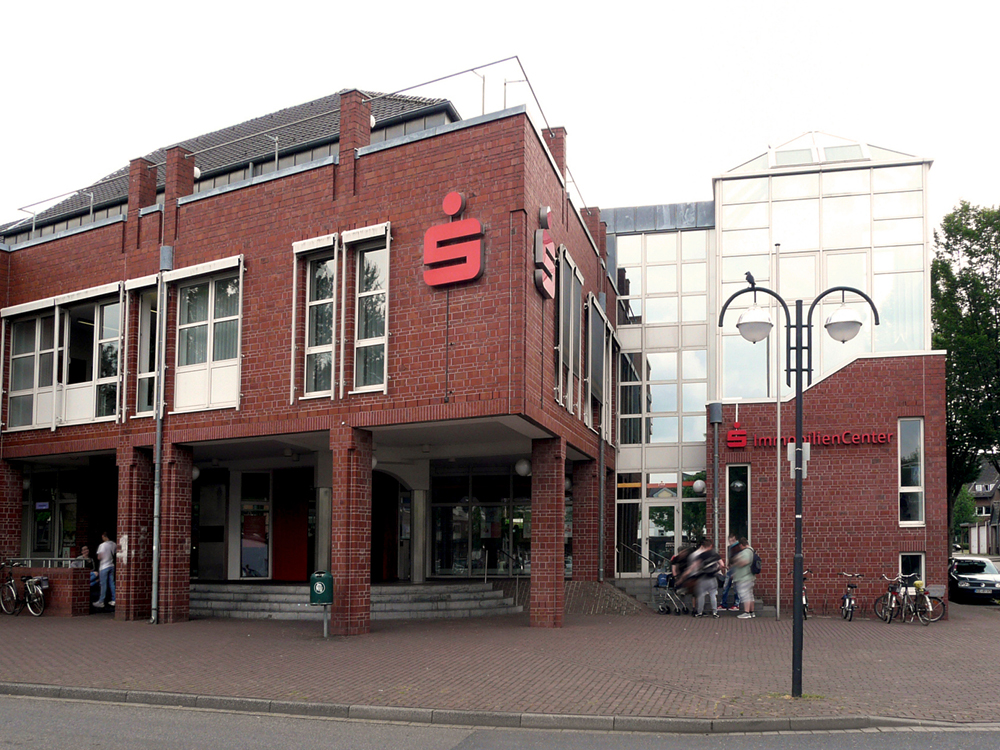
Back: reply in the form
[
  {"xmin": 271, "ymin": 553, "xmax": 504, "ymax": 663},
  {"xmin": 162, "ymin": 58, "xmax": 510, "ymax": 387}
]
[{"xmin": 189, "ymin": 581, "xmax": 521, "ymax": 622}]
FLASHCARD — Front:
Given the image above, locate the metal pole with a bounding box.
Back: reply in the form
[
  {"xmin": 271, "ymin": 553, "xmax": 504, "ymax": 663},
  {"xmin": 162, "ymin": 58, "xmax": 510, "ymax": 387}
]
[{"xmin": 792, "ymin": 300, "xmax": 804, "ymax": 698}]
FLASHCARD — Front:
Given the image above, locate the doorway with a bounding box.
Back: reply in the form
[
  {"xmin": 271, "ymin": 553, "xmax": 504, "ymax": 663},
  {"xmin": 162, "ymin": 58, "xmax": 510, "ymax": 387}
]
[
  {"xmin": 645, "ymin": 502, "xmax": 679, "ymax": 574},
  {"xmin": 372, "ymin": 471, "xmax": 402, "ymax": 584}
]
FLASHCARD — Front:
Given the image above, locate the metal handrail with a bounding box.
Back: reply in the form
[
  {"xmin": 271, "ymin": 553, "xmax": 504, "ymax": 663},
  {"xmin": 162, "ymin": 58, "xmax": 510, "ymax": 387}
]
[
  {"xmin": 615, "ymin": 543, "xmax": 666, "ymax": 578},
  {"xmin": 8, "ymin": 557, "xmax": 90, "ymax": 569},
  {"xmin": 495, "ymin": 548, "xmax": 526, "ymax": 605}
]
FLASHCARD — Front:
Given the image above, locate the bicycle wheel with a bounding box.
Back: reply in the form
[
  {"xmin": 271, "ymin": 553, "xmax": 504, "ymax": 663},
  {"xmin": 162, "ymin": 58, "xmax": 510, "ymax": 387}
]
[
  {"xmin": 926, "ymin": 596, "xmax": 946, "ymax": 622},
  {"xmin": 846, "ymin": 597, "xmax": 855, "ymax": 622},
  {"xmin": 802, "ymin": 596, "xmax": 809, "ymax": 621},
  {"xmin": 873, "ymin": 594, "xmax": 887, "ymax": 621},
  {"xmin": 0, "ymin": 582, "xmax": 15, "ymax": 615},
  {"xmin": 915, "ymin": 595, "xmax": 931, "ymax": 626},
  {"xmin": 26, "ymin": 584, "xmax": 44, "ymax": 617}
]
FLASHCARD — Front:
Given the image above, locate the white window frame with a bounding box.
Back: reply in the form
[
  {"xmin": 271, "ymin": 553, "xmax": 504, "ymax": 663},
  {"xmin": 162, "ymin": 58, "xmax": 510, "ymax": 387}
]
[
  {"xmin": 5, "ymin": 314, "xmax": 57, "ymax": 430},
  {"xmin": 344, "ymin": 223, "xmax": 390, "ymax": 395},
  {"xmin": 726, "ymin": 464, "xmax": 751, "ymax": 543},
  {"xmin": 304, "ymin": 253, "xmax": 339, "ymax": 397},
  {"xmin": 899, "ymin": 551, "xmax": 925, "ymax": 589},
  {"xmin": 557, "ymin": 247, "xmax": 584, "ymax": 414},
  {"xmin": 93, "ymin": 299, "xmax": 122, "ymax": 419},
  {"xmin": 585, "ymin": 293, "xmax": 616, "ymax": 441},
  {"xmin": 134, "ymin": 288, "xmax": 159, "ymax": 416},
  {"xmin": 173, "ymin": 271, "xmax": 243, "ymax": 413},
  {"xmin": 898, "ymin": 417, "xmax": 925, "ymax": 526},
  {"xmin": 291, "ymin": 232, "xmax": 339, "ymax": 403}
]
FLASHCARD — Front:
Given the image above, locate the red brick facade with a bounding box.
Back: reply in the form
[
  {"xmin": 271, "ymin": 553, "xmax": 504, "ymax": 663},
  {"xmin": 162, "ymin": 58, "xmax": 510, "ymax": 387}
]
[
  {"xmin": 706, "ymin": 353, "xmax": 948, "ymax": 614},
  {"xmin": 0, "ymin": 91, "xmax": 617, "ymax": 632}
]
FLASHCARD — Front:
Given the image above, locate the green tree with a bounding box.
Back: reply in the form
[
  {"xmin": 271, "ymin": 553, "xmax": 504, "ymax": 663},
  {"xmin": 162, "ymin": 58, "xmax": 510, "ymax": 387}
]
[
  {"xmin": 931, "ymin": 201, "xmax": 1000, "ymax": 511},
  {"xmin": 951, "ymin": 487, "xmax": 976, "ymax": 540}
]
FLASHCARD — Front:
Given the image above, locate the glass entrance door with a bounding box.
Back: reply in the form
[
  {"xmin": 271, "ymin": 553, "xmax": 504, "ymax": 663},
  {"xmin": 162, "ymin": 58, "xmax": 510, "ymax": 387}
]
[{"xmin": 645, "ymin": 503, "xmax": 679, "ymax": 576}]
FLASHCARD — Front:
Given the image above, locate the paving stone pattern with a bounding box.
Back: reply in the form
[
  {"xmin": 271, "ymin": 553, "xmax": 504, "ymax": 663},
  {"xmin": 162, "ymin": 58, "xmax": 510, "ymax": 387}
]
[{"xmin": 1, "ymin": 603, "xmax": 996, "ymax": 723}]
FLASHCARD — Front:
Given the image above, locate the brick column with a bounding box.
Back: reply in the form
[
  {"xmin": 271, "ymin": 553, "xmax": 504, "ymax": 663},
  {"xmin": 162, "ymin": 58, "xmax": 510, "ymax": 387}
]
[
  {"xmin": 126, "ymin": 157, "xmax": 157, "ymax": 252},
  {"xmin": 116, "ymin": 446, "xmax": 155, "ymax": 621},
  {"xmin": 542, "ymin": 127, "xmax": 567, "ymax": 181},
  {"xmin": 530, "ymin": 436, "xmax": 566, "ymax": 628},
  {"xmin": 0, "ymin": 462, "xmax": 23, "ymax": 558},
  {"xmin": 337, "ymin": 89, "xmax": 372, "ymax": 200},
  {"xmin": 330, "ymin": 425, "xmax": 372, "ymax": 635},
  {"xmin": 157, "ymin": 443, "xmax": 192, "ymax": 623},
  {"xmin": 164, "ymin": 146, "xmax": 194, "ymax": 246},
  {"xmin": 571, "ymin": 459, "xmax": 599, "ymax": 581},
  {"xmin": 604, "ymin": 467, "xmax": 617, "ymax": 579}
]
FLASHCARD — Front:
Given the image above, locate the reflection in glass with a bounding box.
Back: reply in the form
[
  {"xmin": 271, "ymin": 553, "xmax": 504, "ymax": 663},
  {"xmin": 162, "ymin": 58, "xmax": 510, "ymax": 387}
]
[
  {"xmin": 822, "ymin": 195, "xmax": 871, "ymax": 248},
  {"xmin": 821, "ymin": 302, "xmax": 871, "ymax": 374},
  {"xmin": 620, "ymin": 384, "xmax": 643, "ymax": 414},
  {"xmin": 873, "ymin": 191, "xmax": 922, "ymax": 219},
  {"xmin": 96, "ymin": 383, "xmax": 117, "ymax": 417},
  {"xmin": 723, "ymin": 335, "xmax": 767, "ymax": 399},
  {"xmin": 620, "ymin": 352, "xmax": 642, "ymax": 382},
  {"xmin": 647, "ymin": 473, "xmax": 678, "ymax": 498},
  {"xmin": 772, "ymin": 173, "xmax": 819, "ymax": 200},
  {"xmin": 179, "ymin": 325, "xmax": 208, "ymax": 366},
  {"xmin": 214, "ymin": 277, "xmax": 240, "ymax": 318},
  {"xmin": 648, "ymin": 416, "xmax": 678, "ymax": 444},
  {"xmin": 359, "ymin": 249, "xmax": 387, "ymax": 292},
  {"xmin": 682, "ymin": 263, "xmax": 706, "ymax": 293},
  {"xmin": 772, "ymin": 199, "xmax": 819, "ymax": 251},
  {"xmin": 306, "ymin": 351, "xmax": 332, "ymax": 392},
  {"xmin": 645, "ymin": 233, "xmax": 677, "ymax": 262},
  {"xmin": 873, "ymin": 218, "xmax": 923, "ymax": 247},
  {"xmin": 823, "ymin": 169, "xmax": 869, "ymax": 195},
  {"xmin": 309, "ymin": 304, "xmax": 333, "ymax": 347},
  {"xmin": 617, "ymin": 265, "xmax": 642, "ymax": 296},
  {"xmin": 645, "ymin": 265, "xmax": 676, "ymax": 294},
  {"xmin": 827, "ymin": 253, "xmax": 867, "ymax": 290},
  {"xmin": 899, "ymin": 492, "xmax": 924, "ymax": 523},
  {"xmin": 355, "ymin": 343, "xmax": 385, "ymax": 387},
  {"xmin": 778, "ymin": 255, "xmax": 816, "ymax": 299},
  {"xmin": 681, "ymin": 231, "xmax": 707, "ymax": 260},
  {"xmin": 683, "ymin": 416, "xmax": 707, "ymax": 443},
  {"xmin": 775, "ymin": 148, "xmax": 813, "ymax": 166},
  {"xmin": 722, "ymin": 228, "xmax": 770, "ymax": 256},
  {"xmin": 645, "ymin": 297, "xmax": 678, "ymax": 324},
  {"xmin": 722, "ymin": 203, "xmax": 768, "ymax": 230},
  {"xmin": 616, "ymin": 503, "xmax": 641, "ymax": 574},
  {"xmin": 648, "ymin": 383, "xmax": 677, "ymax": 413},
  {"xmin": 647, "ymin": 505, "xmax": 676, "ymax": 569},
  {"xmin": 100, "ymin": 303, "xmax": 120, "ymax": 340},
  {"xmin": 682, "ymin": 295, "xmax": 706, "ymax": 323},
  {"xmin": 620, "ymin": 417, "xmax": 643, "ymax": 444},
  {"xmin": 873, "ymin": 245, "xmax": 922, "ymax": 274},
  {"xmin": 722, "ymin": 255, "xmax": 770, "ymax": 283},
  {"xmin": 727, "ymin": 465, "xmax": 749, "ymax": 541},
  {"xmin": 180, "ymin": 284, "xmax": 209, "ymax": 325},
  {"xmin": 618, "ymin": 299, "xmax": 642, "ymax": 326},
  {"xmin": 681, "ymin": 500, "xmax": 707, "ymax": 546},
  {"xmin": 213, "ymin": 320, "xmax": 239, "ymax": 361},
  {"xmin": 12, "ymin": 319, "xmax": 35, "ymax": 355},
  {"xmin": 899, "ymin": 419, "xmax": 922, "ymax": 487},
  {"xmin": 722, "ymin": 177, "xmax": 768, "ymax": 204},
  {"xmin": 310, "ymin": 258, "xmax": 337, "ymax": 301},
  {"xmin": 873, "ymin": 165, "xmax": 922, "ymax": 192},
  {"xmin": 646, "ymin": 352, "xmax": 677, "ymax": 381},
  {"xmin": 682, "ymin": 350, "xmax": 707, "ymax": 379},
  {"xmin": 617, "ymin": 235, "xmax": 641, "ymax": 265},
  {"xmin": 682, "ymin": 382, "xmax": 707, "ymax": 413},
  {"xmin": 874, "ymin": 272, "xmax": 923, "ymax": 352}
]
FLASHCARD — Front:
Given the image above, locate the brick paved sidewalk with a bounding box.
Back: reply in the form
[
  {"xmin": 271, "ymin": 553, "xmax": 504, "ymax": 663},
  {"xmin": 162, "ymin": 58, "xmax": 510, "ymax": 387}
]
[{"xmin": 0, "ymin": 602, "xmax": 996, "ymax": 723}]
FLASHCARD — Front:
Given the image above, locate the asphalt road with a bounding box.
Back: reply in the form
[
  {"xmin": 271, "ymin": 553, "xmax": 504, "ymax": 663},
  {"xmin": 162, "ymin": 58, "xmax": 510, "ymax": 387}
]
[{"xmin": 2, "ymin": 697, "xmax": 998, "ymax": 750}]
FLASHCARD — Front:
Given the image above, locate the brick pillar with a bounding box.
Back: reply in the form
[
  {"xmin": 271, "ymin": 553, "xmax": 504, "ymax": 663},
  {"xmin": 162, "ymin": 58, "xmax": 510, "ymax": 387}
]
[
  {"xmin": 337, "ymin": 89, "xmax": 372, "ymax": 200},
  {"xmin": 157, "ymin": 443, "xmax": 192, "ymax": 623},
  {"xmin": 330, "ymin": 425, "xmax": 372, "ymax": 635},
  {"xmin": 116, "ymin": 446, "xmax": 154, "ymax": 621},
  {"xmin": 0, "ymin": 462, "xmax": 24, "ymax": 558},
  {"xmin": 530, "ymin": 436, "xmax": 566, "ymax": 628},
  {"xmin": 604, "ymin": 467, "xmax": 616, "ymax": 579},
  {"xmin": 164, "ymin": 146, "xmax": 194, "ymax": 245},
  {"xmin": 126, "ymin": 157, "xmax": 157, "ymax": 252},
  {"xmin": 571, "ymin": 459, "xmax": 598, "ymax": 581},
  {"xmin": 543, "ymin": 127, "xmax": 567, "ymax": 181}
]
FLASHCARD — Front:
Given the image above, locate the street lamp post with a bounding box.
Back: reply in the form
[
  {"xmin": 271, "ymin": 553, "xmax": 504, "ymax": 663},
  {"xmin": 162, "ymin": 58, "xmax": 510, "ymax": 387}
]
[{"xmin": 718, "ymin": 279, "xmax": 879, "ymax": 698}]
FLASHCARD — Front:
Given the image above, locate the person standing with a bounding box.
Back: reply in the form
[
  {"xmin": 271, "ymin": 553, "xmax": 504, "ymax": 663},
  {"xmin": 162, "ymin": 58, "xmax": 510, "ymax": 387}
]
[
  {"xmin": 717, "ymin": 533, "xmax": 741, "ymax": 612},
  {"xmin": 691, "ymin": 538, "xmax": 722, "ymax": 619},
  {"xmin": 95, "ymin": 531, "xmax": 117, "ymax": 609},
  {"xmin": 732, "ymin": 537, "xmax": 756, "ymax": 619}
]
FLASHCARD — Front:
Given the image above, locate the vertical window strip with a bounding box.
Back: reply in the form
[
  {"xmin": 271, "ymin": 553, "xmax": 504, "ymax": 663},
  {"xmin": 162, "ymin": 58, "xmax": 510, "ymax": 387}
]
[{"xmin": 898, "ymin": 417, "xmax": 924, "ymax": 524}]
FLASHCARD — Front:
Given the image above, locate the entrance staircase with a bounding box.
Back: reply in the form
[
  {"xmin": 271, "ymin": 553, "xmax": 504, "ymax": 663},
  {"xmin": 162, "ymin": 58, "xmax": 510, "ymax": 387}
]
[{"xmin": 189, "ymin": 581, "xmax": 522, "ymax": 621}]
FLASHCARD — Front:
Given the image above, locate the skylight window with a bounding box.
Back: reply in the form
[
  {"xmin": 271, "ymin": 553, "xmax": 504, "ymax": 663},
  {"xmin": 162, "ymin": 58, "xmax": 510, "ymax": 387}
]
[
  {"xmin": 824, "ymin": 145, "xmax": 864, "ymax": 162},
  {"xmin": 774, "ymin": 149, "xmax": 814, "ymax": 166}
]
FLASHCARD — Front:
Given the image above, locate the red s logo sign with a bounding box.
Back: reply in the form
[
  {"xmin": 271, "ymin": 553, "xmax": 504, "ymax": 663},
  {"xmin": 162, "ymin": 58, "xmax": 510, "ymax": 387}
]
[{"xmin": 423, "ymin": 192, "xmax": 485, "ymax": 287}]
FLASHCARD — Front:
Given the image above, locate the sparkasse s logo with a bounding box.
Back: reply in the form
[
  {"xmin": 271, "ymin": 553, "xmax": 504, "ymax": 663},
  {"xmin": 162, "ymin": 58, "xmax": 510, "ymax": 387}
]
[{"xmin": 423, "ymin": 191, "xmax": 485, "ymax": 287}]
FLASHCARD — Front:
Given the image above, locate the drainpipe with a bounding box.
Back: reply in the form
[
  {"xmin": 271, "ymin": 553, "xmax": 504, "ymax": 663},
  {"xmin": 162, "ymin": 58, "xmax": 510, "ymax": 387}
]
[
  {"xmin": 598, "ymin": 433, "xmax": 605, "ymax": 582},
  {"xmin": 150, "ymin": 246, "xmax": 173, "ymax": 624},
  {"xmin": 709, "ymin": 403, "xmax": 723, "ymax": 550}
]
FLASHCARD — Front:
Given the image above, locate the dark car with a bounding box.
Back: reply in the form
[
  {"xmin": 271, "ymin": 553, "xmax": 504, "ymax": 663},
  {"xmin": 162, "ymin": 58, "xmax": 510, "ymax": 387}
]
[{"xmin": 948, "ymin": 555, "xmax": 1000, "ymax": 602}]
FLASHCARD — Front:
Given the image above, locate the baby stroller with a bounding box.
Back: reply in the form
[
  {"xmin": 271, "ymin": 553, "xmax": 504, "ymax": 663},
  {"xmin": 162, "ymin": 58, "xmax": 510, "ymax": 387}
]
[{"xmin": 653, "ymin": 571, "xmax": 688, "ymax": 615}]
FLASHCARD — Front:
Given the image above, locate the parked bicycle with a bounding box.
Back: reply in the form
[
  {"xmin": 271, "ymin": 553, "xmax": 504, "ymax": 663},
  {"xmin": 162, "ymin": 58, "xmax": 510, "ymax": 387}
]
[
  {"xmin": 789, "ymin": 569, "xmax": 812, "ymax": 620},
  {"xmin": 838, "ymin": 572, "xmax": 863, "ymax": 621},
  {"xmin": 0, "ymin": 561, "xmax": 46, "ymax": 617},
  {"xmin": 875, "ymin": 573, "xmax": 931, "ymax": 625}
]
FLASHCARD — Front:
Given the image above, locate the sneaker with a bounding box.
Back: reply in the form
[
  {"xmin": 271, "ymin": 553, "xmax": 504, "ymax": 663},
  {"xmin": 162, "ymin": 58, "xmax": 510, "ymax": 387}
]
[
  {"xmin": 712, "ymin": 613, "xmax": 720, "ymax": 619},
  {"xmin": 110, "ymin": 601, "xmax": 115, "ymax": 607},
  {"xmin": 716, "ymin": 604, "xmax": 726, "ymax": 610},
  {"xmin": 93, "ymin": 602, "xmax": 105, "ymax": 608},
  {"xmin": 728, "ymin": 606, "xmax": 740, "ymax": 611},
  {"xmin": 693, "ymin": 612, "xmax": 704, "ymax": 618},
  {"xmin": 750, "ymin": 612, "xmax": 756, "ymax": 618},
  {"xmin": 737, "ymin": 612, "xmax": 752, "ymax": 619}
]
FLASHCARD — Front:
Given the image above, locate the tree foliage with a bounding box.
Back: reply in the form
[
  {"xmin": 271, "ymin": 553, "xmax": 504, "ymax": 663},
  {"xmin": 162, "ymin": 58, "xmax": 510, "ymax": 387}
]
[
  {"xmin": 931, "ymin": 201, "xmax": 1000, "ymax": 505},
  {"xmin": 951, "ymin": 486, "xmax": 976, "ymax": 537}
]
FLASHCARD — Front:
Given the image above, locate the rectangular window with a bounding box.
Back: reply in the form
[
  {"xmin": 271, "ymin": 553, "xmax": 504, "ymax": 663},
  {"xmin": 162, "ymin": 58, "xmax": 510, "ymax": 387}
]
[
  {"xmin": 727, "ymin": 465, "xmax": 749, "ymax": 541},
  {"xmin": 354, "ymin": 243, "xmax": 387, "ymax": 391},
  {"xmin": 175, "ymin": 274, "xmax": 241, "ymax": 411},
  {"xmin": 95, "ymin": 301, "xmax": 120, "ymax": 418},
  {"xmin": 305, "ymin": 256, "xmax": 337, "ymax": 394},
  {"xmin": 899, "ymin": 418, "xmax": 924, "ymax": 524},
  {"xmin": 7, "ymin": 316, "xmax": 56, "ymax": 428},
  {"xmin": 900, "ymin": 552, "xmax": 925, "ymax": 583},
  {"xmin": 136, "ymin": 289, "xmax": 158, "ymax": 414},
  {"xmin": 557, "ymin": 248, "xmax": 584, "ymax": 413}
]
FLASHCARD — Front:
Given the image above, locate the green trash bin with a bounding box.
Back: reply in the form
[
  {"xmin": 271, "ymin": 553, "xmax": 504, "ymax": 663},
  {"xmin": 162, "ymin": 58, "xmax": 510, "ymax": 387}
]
[{"xmin": 310, "ymin": 571, "xmax": 333, "ymax": 606}]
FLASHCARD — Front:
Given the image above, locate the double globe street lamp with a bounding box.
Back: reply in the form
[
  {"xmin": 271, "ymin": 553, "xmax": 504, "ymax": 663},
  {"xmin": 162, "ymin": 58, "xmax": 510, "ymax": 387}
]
[{"xmin": 718, "ymin": 273, "xmax": 879, "ymax": 698}]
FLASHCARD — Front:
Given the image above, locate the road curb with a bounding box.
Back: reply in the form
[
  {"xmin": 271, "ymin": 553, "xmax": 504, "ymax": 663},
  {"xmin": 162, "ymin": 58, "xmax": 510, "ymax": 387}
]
[{"xmin": 0, "ymin": 682, "xmax": 969, "ymax": 734}]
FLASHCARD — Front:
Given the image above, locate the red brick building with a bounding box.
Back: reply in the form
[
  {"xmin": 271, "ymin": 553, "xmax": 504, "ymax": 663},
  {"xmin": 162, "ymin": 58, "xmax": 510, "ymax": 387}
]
[
  {"xmin": 0, "ymin": 89, "xmax": 617, "ymax": 631},
  {"xmin": 709, "ymin": 353, "xmax": 947, "ymax": 613}
]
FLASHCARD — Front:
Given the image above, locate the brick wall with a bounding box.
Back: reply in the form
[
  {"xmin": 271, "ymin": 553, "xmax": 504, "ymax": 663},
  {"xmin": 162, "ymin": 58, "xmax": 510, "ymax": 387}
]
[
  {"xmin": 706, "ymin": 354, "xmax": 948, "ymax": 614},
  {"xmin": 530, "ymin": 436, "xmax": 566, "ymax": 627},
  {"xmin": 20, "ymin": 567, "xmax": 90, "ymax": 617}
]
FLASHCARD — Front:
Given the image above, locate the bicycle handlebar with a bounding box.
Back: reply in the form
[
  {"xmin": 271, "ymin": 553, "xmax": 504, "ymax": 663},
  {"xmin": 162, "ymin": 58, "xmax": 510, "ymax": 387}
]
[{"xmin": 839, "ymin": 572, "xmax": 863, "ymax": 577}]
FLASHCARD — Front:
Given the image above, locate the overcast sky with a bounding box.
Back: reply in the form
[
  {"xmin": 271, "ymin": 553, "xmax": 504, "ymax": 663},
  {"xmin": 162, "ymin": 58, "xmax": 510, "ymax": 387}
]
[{"xmin": 3, "ymin": 1, "xmax": 996, "ymax": 239}]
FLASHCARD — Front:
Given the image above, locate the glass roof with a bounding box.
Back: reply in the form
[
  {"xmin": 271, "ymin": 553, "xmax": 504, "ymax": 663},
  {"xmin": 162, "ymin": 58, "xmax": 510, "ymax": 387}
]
[{"xmin": 728, "ymin": 132, "xmax": 917, "ymax": 174}]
